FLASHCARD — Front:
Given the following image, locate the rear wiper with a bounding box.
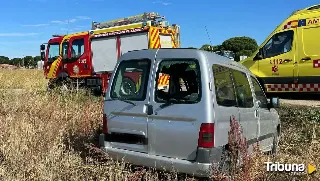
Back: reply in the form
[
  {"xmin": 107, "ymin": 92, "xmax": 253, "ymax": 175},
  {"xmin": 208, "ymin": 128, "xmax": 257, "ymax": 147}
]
[
  {"xmin": 105, "ymin": 98, "xmax": 136, "ymax": 106},
  {"xmin": 159, "ymin": 98, "xmax": 181, "ymax": 109}
]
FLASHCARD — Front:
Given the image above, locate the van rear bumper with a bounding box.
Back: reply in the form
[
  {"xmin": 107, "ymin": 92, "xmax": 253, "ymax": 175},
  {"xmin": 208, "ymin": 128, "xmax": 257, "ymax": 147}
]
[{"xmin": 99, "ymin": 134, "xmax": 222, "ymax": 178}]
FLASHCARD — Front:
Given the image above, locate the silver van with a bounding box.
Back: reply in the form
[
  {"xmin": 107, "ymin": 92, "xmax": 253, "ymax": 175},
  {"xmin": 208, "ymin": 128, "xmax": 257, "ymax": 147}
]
[{"xmin": 99, "ymin": 48, "xmax": 281, "ymax": 179}]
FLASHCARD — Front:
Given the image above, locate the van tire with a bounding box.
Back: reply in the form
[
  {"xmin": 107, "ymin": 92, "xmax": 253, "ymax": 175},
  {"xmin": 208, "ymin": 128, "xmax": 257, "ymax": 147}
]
[{"xmin": 271, "ymin": 131, "xmax": 279, "ymax": 155}]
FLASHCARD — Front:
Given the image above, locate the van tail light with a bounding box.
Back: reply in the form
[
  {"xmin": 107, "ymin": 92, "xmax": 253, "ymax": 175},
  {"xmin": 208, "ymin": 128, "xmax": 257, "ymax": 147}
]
[
  {"xmin": 103, "ymin": 113, "xmax": 108, "ymax": 134},
  {"xmin": 198, "ymin": 123, "xmax": 214, "ymax": 148}
]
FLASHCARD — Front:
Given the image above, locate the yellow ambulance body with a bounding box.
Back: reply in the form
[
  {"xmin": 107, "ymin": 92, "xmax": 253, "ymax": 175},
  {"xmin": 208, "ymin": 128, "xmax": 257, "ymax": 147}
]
[{"xmin": 240, "ymin": 4, "xmax": 320, "ymax": 93}]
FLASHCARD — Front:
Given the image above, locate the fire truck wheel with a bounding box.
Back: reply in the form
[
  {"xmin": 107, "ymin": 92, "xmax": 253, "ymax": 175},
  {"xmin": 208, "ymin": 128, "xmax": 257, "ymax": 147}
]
[
  {"xmin": 47, "ymin": 80, "xmax": 56, "ymax": 92},
  {"xmin": 58, "ymin": 77, "xmax": 74, "ymax": 92},
  {"xmin": 120, "ymin": 77, "xmax": 136, "ymax": 96}
]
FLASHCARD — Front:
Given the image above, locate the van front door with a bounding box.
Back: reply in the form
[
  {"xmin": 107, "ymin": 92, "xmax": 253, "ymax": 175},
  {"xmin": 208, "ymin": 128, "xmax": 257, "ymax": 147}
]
[
  {"xmin": 257, "ymin": 29, "xmax": 297, "ymax": 92},
  {"xmin": 249, "ymin": 76, "xmax": 274, "ymax": 150},
  {"xmin": 296, "ymin": 16, "xmax": 320, "ymax": 90}
]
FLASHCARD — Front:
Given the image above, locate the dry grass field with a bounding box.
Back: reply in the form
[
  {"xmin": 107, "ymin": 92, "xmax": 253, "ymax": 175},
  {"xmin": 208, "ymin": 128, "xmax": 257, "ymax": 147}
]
[{"xmin": 0, "ymin": 69, "xmax": 319, "ymax": 181}]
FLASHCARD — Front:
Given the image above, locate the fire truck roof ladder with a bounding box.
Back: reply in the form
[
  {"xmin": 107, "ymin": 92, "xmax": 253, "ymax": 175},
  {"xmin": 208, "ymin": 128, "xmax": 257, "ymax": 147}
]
[
  {"xmin": 52, "ymin": 34, "xmax": 65, "ymax": 37},
  {"xmin": 91, "ymin": 12, "xmax": 163, "ymax": 30}
]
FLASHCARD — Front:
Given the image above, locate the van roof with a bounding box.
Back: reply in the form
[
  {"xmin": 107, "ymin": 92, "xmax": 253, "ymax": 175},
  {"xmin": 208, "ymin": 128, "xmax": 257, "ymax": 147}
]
[{"xmin": 123, "ymin": 48, "xmax": 252, "ymax": 74}]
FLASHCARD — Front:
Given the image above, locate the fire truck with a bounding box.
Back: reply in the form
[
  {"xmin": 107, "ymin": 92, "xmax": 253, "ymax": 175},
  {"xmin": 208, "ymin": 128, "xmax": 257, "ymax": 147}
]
[{"xmin": 40, "ymin": 12, "xmax": 180, "ymax": 95}]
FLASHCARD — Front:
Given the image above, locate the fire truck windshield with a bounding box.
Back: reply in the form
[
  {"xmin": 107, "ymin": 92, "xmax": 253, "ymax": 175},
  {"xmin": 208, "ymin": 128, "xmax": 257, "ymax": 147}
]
[{"xmin": 48, "ymin": 43, "xmax": 60, "ymax": 63}]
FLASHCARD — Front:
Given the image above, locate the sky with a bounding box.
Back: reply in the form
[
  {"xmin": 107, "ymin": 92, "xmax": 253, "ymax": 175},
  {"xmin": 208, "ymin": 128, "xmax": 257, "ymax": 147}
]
[{"xmin": 0, "ymin": 0, "xmax": 319, "ymax": 59}]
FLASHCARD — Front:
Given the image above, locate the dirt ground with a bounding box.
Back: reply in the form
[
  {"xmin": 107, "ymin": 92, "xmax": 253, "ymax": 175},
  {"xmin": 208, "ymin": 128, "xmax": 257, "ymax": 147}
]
[
  {"xmin": 273, "ymin": 93, "xmax": 320, "ymax": 107},
  {"xmin": 280, "ymin": 99, "xmax": 320, "ymax": 107}
]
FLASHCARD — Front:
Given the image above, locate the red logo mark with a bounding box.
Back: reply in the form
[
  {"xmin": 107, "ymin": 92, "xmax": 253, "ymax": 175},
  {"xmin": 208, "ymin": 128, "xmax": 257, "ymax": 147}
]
[{"xmin": 272, "ymin": 65, "xmax": 278, "ymax": 72}]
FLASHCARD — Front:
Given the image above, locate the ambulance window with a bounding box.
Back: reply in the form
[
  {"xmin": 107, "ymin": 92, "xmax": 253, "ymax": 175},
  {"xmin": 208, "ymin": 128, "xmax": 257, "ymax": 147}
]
[
  {"xmin": 230, "ymin": 70, "xmax": 254, "ymax": 108},
  {"xmin": 263, "ymin": 30, "xmax": 294, "ymax": 58},
  {"xmin": 212, "ymin": 65, "xmax": 237, "ymax": 107},
  {"xmin": 155, "ymin": 59, "xmax": 201, "ymax": 103},
  {"xmin": 250, "ymin": 76, "xmax": 268, "ymax": 108},
  {"xmin": 110, "ymin": 59, "xmax": 151, "ymax": 101}
]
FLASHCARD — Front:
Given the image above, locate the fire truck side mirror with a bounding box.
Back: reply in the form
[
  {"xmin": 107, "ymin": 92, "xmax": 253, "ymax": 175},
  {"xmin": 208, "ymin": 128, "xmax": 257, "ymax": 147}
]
[
  {"xmin": 41, "ymin": 51, "xmax": 45, "ymax": 61},
  {"xmin": 40, "ymin": 44, "xmax": 46, "ymax": 61},
  {"xmin": 40, "ymin": 44, "xmax": 45, "ymax": 51}
]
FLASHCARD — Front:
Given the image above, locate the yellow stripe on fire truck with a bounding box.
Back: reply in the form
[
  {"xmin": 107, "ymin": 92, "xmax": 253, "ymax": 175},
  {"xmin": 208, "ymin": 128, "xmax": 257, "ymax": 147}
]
[
  {"xmin": 47, "ymin": 56, "xmax": 62, "ymax": 78},
  {"xmin": 266, "ymin": 84, "xmax": 320, "ymax": 92},
  {"xmin": 149, "ymin": 27, "xmax": 161, "ymax": 49},
  {"xmin": 158, "ymin": 73, "xmax": 170, "ymax": 88}
]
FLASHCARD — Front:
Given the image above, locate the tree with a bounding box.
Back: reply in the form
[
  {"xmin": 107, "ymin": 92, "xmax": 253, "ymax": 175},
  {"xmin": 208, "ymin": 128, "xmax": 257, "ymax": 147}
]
[
  {"xmin": 11, "ymin": 58, "xmax": 23, "ymax": 66},
  {"xmin": 222, "ymin": 36, "xmax": 258, "ymax": 61},
  {"xmin": 0, "ymin": 56, "xmax": 10, "ymax": 64},
  {"xmin": 23, "ymin": 56, "xmax": 34, "ymax": 68},
  {"xmin": 33, "ymin": 56, "xmax": 41, "ymax": 62},
  {"xmin": 200, "ymin": 36, "xmax": 258, "ymax": 61},
  {"xmin": 200, "ymin": 44, "xmax": 223, "ymax": 52}
]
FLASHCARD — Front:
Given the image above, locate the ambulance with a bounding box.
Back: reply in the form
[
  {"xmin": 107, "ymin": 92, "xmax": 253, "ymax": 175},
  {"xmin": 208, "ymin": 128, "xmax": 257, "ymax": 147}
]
[{"xmin": 240, "ymin": 4, "xmax": 320, "ymax": 94}]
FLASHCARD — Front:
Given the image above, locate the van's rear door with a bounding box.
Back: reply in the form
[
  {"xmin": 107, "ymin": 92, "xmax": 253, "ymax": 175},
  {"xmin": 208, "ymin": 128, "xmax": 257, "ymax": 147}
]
[
  {"xmin": 104, "ymin": 50, "xmax": 156, "ymax": 153},
  {"xmin": 148, "ymin": 49, "xmax": 210, "ymax": 161}
]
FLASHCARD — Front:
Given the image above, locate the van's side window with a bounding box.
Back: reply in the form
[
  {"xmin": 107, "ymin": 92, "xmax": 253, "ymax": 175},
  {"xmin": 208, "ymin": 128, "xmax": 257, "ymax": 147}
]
[
  {"xmin": 110, "ymin": 59, "xmax": 151, "ymax": 101},
  {"xmin": 212, "ymin": 65, "xmax": 237, "ymax": 107},
  {"xmin": 250, "ymin": 77, "xmax": 268, "ymax": 108},
  {"xmin": 155, "ymin": 59, "xmax": 201, "ymax": 103},
  {"xmin": 230, "ymin": 70, "xmax": 254, "ymax": 108},
  {"xmin": 262, "ymin": 30, "xmax": 294, "ymax": 59}
]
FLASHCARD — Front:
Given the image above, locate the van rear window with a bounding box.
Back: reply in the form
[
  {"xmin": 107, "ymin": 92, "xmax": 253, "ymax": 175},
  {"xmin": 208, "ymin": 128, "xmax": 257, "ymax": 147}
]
[
  {"xmin": 155, "ymin": 59, "xmax": 201, "ymax": 103},
  {"xmin": 110, "ymin": 59, "xmax": 151, "ymax": 101}
]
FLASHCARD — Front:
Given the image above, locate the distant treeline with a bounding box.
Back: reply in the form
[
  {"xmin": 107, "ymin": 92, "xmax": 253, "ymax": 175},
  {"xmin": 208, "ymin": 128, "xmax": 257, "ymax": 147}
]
[{"xmin": 0, "ymin": 56, "xmax": 41, "ymax": 68}]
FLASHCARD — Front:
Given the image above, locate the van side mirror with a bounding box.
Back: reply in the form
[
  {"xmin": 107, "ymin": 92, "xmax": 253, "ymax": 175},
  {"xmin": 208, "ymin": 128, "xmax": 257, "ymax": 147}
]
[{"xmin": 268, "ymin": 97, "xmax": 280, "ymax": 108}]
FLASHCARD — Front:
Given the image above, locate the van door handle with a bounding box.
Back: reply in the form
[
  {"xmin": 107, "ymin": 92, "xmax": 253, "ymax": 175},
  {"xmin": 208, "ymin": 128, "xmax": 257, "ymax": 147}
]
[
  {"xmin": 301, "ymin": 57, "xmax": 311, "ymax": 61},
  {"xmin": 144, "ymin": 104, "xmax": 153, "ymax": 115},
  {"xmin": 254, "ymin": 109, "xmax": 259, "ymax": 118},
  {"xmin": 283, "ymin": 59, "xmax": 292, "ymax": 63}
]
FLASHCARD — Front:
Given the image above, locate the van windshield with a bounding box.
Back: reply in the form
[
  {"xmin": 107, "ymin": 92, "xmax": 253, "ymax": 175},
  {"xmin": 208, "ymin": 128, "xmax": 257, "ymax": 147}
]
[
  {"xmin": 110, "ymin": 59, "xmax": 151, "ymax": 101},
  {"xmin": 155, "ymin": 59, "xmax": 201, "ymax": 104}
]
